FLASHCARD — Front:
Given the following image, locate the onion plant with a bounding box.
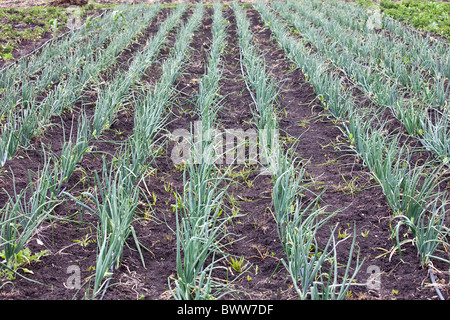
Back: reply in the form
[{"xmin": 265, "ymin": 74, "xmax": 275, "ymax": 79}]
[
  {"xmin": 0, "ymin": 109, "xmax": 38, "ymax": 167},
  {"xmin": 0, "ymin": 6, "xmax": 122, "ymax": 109},
  {"xmin": 0, "ymin": 159, "xmax": 61, "ymax": 275},
  {"xmin": 393, "ymin": 100, "xmax": 427, "ymax": 137},
  {"xmin": 171, "ymin": 140, "xmax": 236, "ymax": 300},
  {"xmin": 282, "ymin": 206, "xmax": 363, "ymax": 300},
  {"xmin": 129, "ymin": 91, "xmax": 169, "ymax": 179},
  {"xmin": 45, "ymin": 112, "xmax": 92, "ymax": 199},
  {"xmin": 271, "ymin": 147, "xmax": 307, "ymax": 233},
  {"xmin": 67, "ymin": 153, "xmax": 141, "ymax": 299},
  {"xmin": 321, "ymin": 1, "xmax": 447, "ymax": 98},
  {"xmin": 419, "ymin": 111, "xmax": 450, "ymax": 165},
  {"xmin": 92, "ymin": 73, "xmax": 134, "ymax": 137},
  {"xmin": 372, "ymin": 145, "xmax": 443, "ymax": 222},
  {"xmin": 308, "ymin": 226, "xmax": 364, "ymax": 300},
  {"xmin": 0, "ymin": 6, "xmax": 165, "ymax": 241},
  {"xmin": 390, "ymin": 196, "xmax": 449, "ymax": 269},
  {"xmin": 298, "ymin": 0, "xmax": 449, "ymax": 139}
]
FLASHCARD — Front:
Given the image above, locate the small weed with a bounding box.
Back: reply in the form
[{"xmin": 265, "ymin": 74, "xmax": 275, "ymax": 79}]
[
  {"xmin": 228, "ymin": 255, "xmax": 248, "ymax": 273},
  {"xmin": 338, "ymin": 227, "xmax": 350, "ymax": 239},
  {"xmin": 0, "ymin": 248, "xmax": 49, "ymax": 280},
  {"xmin": 73, "ymin": 234, "xmax": 96, "ymax": 248},
  {"xmin": 332, "ymin": 174, "xmax": 363, "ymax": 196}
]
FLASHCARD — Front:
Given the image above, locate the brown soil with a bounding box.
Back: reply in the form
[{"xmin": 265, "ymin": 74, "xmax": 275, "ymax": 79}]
[
  {"xmin": 0, "ymin": 3, "xmax": 449, "ymax": 302},
  {"xmin": 47, "ymin": 0, "xmax": 88, "ymax": 8}
]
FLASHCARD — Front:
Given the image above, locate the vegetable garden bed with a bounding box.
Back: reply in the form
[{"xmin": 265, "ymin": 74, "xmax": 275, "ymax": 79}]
[{"xmin": 1, "ymin": 0, "xmax": 449, "ymax": 301}]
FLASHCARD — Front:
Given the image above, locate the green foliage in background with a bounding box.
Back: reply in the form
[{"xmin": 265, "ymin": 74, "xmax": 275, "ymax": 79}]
[{"xmin": 379, "ymin": 0, "xmax": 450, "ymax": 37}]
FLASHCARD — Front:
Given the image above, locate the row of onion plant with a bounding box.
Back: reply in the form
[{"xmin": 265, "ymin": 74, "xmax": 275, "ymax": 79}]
[
  {"xmin": 168, "ymin": 1, "xmax": 239, "ymax": 300},
  {"xmin": 234, "ymin": 1, "xmax": 364, "ymax": 300}
]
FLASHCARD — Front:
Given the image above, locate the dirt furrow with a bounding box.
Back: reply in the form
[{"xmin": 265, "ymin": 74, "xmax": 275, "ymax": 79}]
[{"xmin": 210, "ymin": 6, "xmax": 294, "ymax": 300}]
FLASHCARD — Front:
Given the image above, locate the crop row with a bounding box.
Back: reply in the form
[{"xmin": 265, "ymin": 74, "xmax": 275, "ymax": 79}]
[
  {"xmin": 234, "ymin": 1, "xmax": 364, "ymax": 300},
  {"xmin": 66, "ymin": 2, "xmax": 205, "ymax": 299},
  {"xmin": 169, "ymin": 2, "xmax": 238, "ymax": 300}
]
